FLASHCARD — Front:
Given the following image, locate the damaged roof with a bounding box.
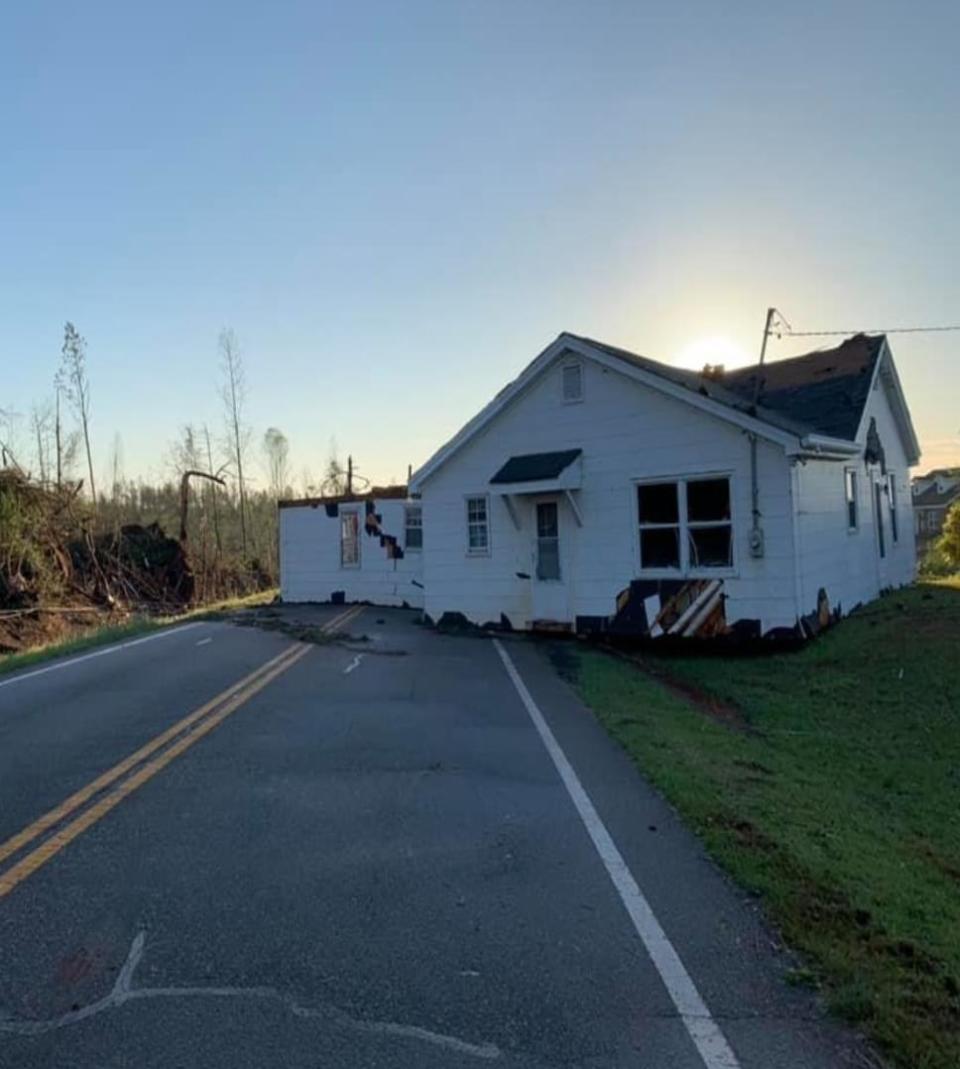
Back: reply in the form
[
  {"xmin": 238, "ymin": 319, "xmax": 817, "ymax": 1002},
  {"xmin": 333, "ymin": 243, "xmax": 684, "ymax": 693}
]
[
  {"xmin": 410, "ymin": 329, "xmax": 918, "ymax": 492},
  {"xmin": 721, "ymin": 334, "xmax": 884, "ymax": 441},
  {"xmin": 278, "ymin": 485, "xmax": 410, "ymax": 509},
  {"xmin": 565, "ymin": 332, "xmax": 884, "ymax": 442},
  {"xmin": 490, "ymin": 449, "xmax": 582, "ymax": 484}
]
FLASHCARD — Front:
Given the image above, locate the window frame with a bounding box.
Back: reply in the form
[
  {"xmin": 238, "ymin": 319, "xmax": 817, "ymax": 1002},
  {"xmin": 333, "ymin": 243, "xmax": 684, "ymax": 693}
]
[
  {"xmin": 844, "ymin": 468, "xmax": 859, "ymax": 532},
  {"xmin": 633, "ymin": 473, "xmax": 736, "ymax": 578},
  {"xmin": 561, "ymin": 361, "xmax": 584, "ymax": 404},
  {"xmin": 887, "ymin": 474, "xmax": 898, "ymax": 544},
  {"xmin": 535, "ymin": 499, "xmax": 561, "ymax": 581},
  {"xmin": 404, "ymin": 504, "xmax": 423, "ymax": 552},
  {"xmin": 465, "ymin": 494, "xmax": 491, "ymax": 556},
  {"xmin": 340, "ymin": 507, "xmax": 360, "ymax": 568}
]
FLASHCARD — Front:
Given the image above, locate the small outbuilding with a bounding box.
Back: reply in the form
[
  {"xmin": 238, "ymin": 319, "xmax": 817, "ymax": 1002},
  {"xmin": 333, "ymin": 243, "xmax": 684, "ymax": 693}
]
[
  {"xmin": 279, "ymin": 488, "xmax": 424, "ymax": 608},
  {"xmin": 408, "ymin": 331, "xmax": 920, "ymax": 639}
]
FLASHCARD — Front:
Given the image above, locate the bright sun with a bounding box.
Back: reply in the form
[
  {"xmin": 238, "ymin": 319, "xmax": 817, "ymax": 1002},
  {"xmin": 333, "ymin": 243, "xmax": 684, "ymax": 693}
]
[{"xmin": 673, "ymin": 335, "xmax": 752, "ymax": 371}]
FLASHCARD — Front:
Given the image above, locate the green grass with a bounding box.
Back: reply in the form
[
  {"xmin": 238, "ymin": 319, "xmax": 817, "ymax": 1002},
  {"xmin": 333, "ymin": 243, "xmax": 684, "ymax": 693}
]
[
  {"xmin": 564, "ymin": 582, "xmax": 960, "ymax": 1069},
  {"xmin": 0, "ymin": 589, "xmax": 278, "ymax": 678}
]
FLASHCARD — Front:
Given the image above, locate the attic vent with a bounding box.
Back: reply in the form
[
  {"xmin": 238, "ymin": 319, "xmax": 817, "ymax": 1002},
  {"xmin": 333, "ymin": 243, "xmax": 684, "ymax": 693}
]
[{"xmin": 562, "ymin": 362, "xmax": 583, "ymax": 402}]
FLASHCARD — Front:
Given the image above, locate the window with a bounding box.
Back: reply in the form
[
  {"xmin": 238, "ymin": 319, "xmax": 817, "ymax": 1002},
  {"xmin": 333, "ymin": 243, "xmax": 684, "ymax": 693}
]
[
  {"xmin": 686, "ymin": 478, "xmax": 733, "ymax": 568},
  {"xmin": 875, "ymin": 482, "xmax": 885, "ymax": 559},
  {"xmin": 562, "ymin": 362, "xmax": 583, "ymax": 403},
  {"xmin": 466, "ymin": 496, "xmax": 489, "ymax": 553},
  {"xmin": 536, "ymin": 501, "xmax": 560, "ymax": 580},
  {"xmin": 404, "ymin": 505, "xmax": 423, "ymax": 551},
  {"xmin": 637, "ymin": 482, "xmax": 680, "ymax": 569},
  {"xmin": 636, "ymin": 476, "xmax": 732, "ymax": 572},
  {"xmin": 340, "ymin": 509, "xmax": 360, "ymax": 566},
  {"xmin": 888, "ymin": 475, "xmax": 898, "ymax": 543},
  {"xmin": 844, "ymin": 469, "xmax": 858, "ymax": 530}
]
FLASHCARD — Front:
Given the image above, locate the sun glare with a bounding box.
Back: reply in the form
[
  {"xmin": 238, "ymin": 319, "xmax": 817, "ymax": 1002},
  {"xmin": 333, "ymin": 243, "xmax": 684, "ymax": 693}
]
[{"xmin": 672, "ymin": 335, "xmax": 752, "ymax": 371}]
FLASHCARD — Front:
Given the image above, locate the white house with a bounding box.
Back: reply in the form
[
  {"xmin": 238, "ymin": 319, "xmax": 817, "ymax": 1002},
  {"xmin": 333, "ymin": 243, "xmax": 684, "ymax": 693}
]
[
  {"xmin": 279, "ymin": 489, "xmax": 424, "ymax": 608},
  {"xmin": 407, "ymin": 332, "xmax": 920, "ymax": 640}
]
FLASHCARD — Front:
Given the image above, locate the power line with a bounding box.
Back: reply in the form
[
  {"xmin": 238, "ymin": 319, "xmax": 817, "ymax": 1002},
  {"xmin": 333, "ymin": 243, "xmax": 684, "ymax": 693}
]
[{"xmin": 779, "ymin": 324, "xmax": 960, "ymax": 338}]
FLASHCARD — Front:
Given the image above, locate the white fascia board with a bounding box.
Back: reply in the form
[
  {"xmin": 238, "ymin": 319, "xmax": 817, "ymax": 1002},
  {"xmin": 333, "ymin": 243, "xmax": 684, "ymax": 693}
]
[
  {"xmin": 409, "ymin": 336, "xmax": 570, "ymax": 492},
  {"xmin": 796, "ymin": 434, "xmax": 862, "ymax": 458},
  {"xmin": 880, "ymin": 340, "xmax": 922, "ymax": 465},
  {"xmin": 852, "ymin": 338, "xmax": 922, "ymax": 466},
  {"xmin": 490, "ymin": 470, "xmax": 582, "ymax": 498},
  {"xmin": 409, "ymin": 333, "xmax": 801, "ymax": 492}
]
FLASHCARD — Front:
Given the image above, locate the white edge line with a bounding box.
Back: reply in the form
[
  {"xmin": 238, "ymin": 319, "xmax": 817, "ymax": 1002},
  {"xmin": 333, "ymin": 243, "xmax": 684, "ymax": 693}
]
[
  {"xmin": 0, "ymin": 623, "xmax": 204, "ymax": 690},
  {"xmin": 492, "ymin": 638, "xmax": 741, "ymax": 1069}
]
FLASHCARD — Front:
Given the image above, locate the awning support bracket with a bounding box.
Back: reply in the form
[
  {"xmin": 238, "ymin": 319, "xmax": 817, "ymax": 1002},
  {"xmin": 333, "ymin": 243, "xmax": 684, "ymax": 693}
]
[
  {"xmin": 564, "ymin": 489, "xmax": 583, "ymax": 527},
  {"xmin": 504, "ymin": 495, "xmax": 522, "ymax": 531}
]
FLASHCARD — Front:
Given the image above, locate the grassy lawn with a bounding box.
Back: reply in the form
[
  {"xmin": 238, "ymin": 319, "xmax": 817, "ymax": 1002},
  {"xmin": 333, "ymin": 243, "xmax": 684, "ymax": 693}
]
[
  {"xmin": 0, "ymin": 589, "xmax": 279, "ymax": 679},
  {"xmin": 565, "ymin": 581, "xmax": 960, "ymax": 1069}
]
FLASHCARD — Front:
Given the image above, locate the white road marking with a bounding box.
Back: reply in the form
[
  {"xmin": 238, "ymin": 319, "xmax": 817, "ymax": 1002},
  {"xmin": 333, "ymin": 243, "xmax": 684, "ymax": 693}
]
[
  {"xmin": 0, "ymin": 623, "xmax": 204, "ymax": 691},
  {"xmin": 343, "ymin": 654, "xmax": 364, "ymax": 674},
  {"xmin": 493, "ymin": 639, "xmax": 741, "ymax": 1069},
  {"xmin": 195, "ymin": 637, "xmax": 213, "ymax": 647}
]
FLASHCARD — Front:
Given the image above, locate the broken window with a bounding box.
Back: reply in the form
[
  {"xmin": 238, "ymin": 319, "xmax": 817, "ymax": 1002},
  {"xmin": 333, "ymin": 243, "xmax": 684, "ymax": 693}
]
[
  {"xmin": 404, "ymin": 505, "xmax": 423, "ymax": 551},
  {"xmin": 536, "ymin": 501, "xmax": 560, "ymax": 580},
  {"xmin": 844, "ymin": 469, "xmax": 858, "ymax": 530},
  {"xmin": 637, "ymin": 476, "xmax": 733, "ymax": 572},
  {"xmin": 637, "ymin": 482, "xmax": 681, "ymax": 569},
  {"xmin": 340, "ymin": 509, "xmax": 360, "ymax": 567},
  {"xmin": 686, "ymin": 478, "xmax": 732, "ymax": 568},
  {"xmin": 466, "ymin": 495, "xmax": 489, "ymax": 553}
]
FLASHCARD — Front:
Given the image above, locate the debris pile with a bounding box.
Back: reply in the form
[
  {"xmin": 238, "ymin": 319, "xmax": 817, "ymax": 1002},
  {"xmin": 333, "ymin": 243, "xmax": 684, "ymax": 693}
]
[{"xmin": 0, "ymin": 469, "xmax": 195, "ymax": 652}]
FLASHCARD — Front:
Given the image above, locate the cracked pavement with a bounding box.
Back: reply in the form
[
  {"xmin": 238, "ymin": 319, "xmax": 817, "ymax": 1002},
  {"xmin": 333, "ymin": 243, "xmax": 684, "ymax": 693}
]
[{"xmin": 0, "ymin": 607, "xmax": 872, "ymax": 1067}]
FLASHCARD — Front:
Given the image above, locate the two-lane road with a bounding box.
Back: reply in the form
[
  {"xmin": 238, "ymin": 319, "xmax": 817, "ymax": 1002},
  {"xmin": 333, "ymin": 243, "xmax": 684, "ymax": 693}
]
[{"xmin": 0, "ymin": 607, "xmax": 866, "ymax": 1067}]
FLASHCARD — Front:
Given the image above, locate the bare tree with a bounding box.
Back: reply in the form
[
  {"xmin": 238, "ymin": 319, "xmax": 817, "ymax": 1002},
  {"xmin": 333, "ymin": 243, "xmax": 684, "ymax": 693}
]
[
  {"xmin": 55, "ymin": 380, "xmax": 63, "ymax": 489},
  {"xmin": 218, "ymin": 328, "xmax": 250, "ymax": 556},
  {"xmin": 321, "ymin": 438, "xmax": 348, "ymax": 495},
  {"xmin": 59, "ymin": 322, "xmax": 97, "ymax": 507},
  {"xmin": 30, "ymin": 403, "xmax": 54, "ymax": 484},
  {"xmin": 262, "ymin": 427, "xmax": 290, "ymax": 500},
  {"xmin": 0, "ymin": 408, "xmax": 25, "ymax": 473},
  {"xmin": 107, "ymin": 432, "xmax": 124, "ymax": 504},
  {"xmin": 203, "ymin": 423, "xmax": 223, "ymax": 559}
]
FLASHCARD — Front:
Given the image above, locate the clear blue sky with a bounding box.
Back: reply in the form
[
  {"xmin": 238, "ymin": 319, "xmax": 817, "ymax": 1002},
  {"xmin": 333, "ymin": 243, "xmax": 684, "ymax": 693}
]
[{"xmin": 3, "ymin": 1, "xmax": 958, "ymax": 490}]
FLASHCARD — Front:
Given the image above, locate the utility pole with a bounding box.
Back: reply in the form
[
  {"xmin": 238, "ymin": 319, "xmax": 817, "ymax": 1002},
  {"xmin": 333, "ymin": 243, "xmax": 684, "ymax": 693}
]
[
  {"xmin": 747, "ymin": 306, "xmax": 784, "ymax": 560},
  {"xmin": 751, "ymin": 307, "xmax": 776, "ymax": 415},
  {"xmin": 347, "ymin": 455, "xmax": 354, "ymax": 495}
]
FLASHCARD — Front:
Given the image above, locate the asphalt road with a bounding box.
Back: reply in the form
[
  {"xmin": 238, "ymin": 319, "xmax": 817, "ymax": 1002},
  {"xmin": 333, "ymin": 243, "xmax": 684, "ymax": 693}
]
[{"xmin": 0, "ymin": 607, "xmax": 868, "ymax": 1068}]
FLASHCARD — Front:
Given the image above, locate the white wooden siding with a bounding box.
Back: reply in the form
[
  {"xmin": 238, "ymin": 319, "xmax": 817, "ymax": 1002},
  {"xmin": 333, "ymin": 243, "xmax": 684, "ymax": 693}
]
[
  {"xmin": 793, "ymin": 365, "xmax": 916, "ymax": 616},
  {"xmin": 420, "ymin": 357, "xmax": 799, "ymax": 632},
  {"xmin": 280, "ymin": 498, "xmax": 424, "ymax": 608}
]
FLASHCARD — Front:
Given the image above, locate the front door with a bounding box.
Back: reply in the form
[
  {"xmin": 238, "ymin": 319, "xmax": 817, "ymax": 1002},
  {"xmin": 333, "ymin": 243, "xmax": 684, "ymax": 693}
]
[{"xmin": 531, "ymin": 498, "xmax": 569, "ymax": 623}]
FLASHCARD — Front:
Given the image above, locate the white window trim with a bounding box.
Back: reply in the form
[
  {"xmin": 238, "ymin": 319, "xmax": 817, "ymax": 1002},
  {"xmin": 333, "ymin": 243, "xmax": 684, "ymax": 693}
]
[
  {"xmin": 404, "ymin": 504, "xmax": 423, "ymax": 552},
  {"xmin": 844, "ymin": 467, "xmax": 859, "ymax": 532},
  {"xmin": 632, "ymin": 473, "xmax": 737, "ymax": 579},
  {"xmin": 465, "ymin": 494, "xmax": 491, "ymax": 556},
  {"xmin": 340, "ymin": 507, "xmax": 360, "ymax": 568},
  {"xmin": 561, "ymin": 361, "xmax": 584, "ymax": 404},
  {"xmin": 887, "ymin": 473, "xmax": 898, "ymax": 544},
  {"xmin": 535, "ymin": 498, "xmax": 562, "ymax": 582}
]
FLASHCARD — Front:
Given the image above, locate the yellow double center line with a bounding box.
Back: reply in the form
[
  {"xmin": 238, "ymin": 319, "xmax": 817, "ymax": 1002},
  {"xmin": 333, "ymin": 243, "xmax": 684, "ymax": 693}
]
[{"xmin": 0, "ymin": 603, "xmax": 364, "ymax": 900}]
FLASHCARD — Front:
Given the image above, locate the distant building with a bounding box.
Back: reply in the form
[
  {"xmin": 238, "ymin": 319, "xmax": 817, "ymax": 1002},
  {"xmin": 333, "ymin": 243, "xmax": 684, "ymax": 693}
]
[{"xmin": 912, "ymin": 469, "xmax": 960, "ymax": 556}]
